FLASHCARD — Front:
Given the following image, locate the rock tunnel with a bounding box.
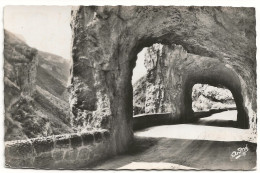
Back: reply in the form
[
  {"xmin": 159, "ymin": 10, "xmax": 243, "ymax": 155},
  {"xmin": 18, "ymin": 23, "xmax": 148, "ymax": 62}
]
[
  {"xmin": 182, "ymin": 64, "xmax": 248, "ymax": 128},
  {"xmin": 132, "ymin": 43, "xmax": 249, "ymax": 129},
  {"xmin": 70, "ymin": 6, "xmax": 256, "ymax": 155}
]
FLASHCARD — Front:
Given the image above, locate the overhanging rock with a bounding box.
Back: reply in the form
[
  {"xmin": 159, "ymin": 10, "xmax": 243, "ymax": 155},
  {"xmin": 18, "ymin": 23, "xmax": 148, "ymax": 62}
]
[{"xmin": 70, "ymin": 6, "xmax": 256, "ymax": 154}]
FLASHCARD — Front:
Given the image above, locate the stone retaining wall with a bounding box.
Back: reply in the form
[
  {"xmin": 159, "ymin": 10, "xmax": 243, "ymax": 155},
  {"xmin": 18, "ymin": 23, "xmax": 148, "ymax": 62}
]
[
  {"xmin": 133, "ymin": 113, "xmax": 172, "ymax": 130},
  {"xmin": 5, "ymin": 129, "xmax": 113, "ymax": 169}
]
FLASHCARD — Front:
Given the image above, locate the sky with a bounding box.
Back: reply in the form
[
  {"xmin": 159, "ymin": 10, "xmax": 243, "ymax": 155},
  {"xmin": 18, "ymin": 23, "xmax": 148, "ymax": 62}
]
[
  {"xmin": 4, "ymin": 6, "xmax": 147, "ymax": 83},
  {"xmin": 4, "ymin": 6, "xmax": 72, "ymax": 59},
  {"xmin": 132, "ymin": 48, "xmax": 147, "ymax": 84}
]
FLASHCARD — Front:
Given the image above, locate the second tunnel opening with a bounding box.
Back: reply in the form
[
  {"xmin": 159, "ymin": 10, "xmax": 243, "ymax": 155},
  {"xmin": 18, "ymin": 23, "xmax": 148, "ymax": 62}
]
[{"xmin": 191, "ymin": 83, "xmax": 238, "ymax": 128}]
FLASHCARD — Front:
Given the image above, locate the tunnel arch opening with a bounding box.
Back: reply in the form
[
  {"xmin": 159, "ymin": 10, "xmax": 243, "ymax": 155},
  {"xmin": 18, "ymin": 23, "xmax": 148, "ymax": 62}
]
[
  {"xmin": 129, "ymin": 42, "xmax": 250, "ymax": 130},
  {"xmin": 115, "ymin": 38, "xmax": 251, "ymax": 154},
  {"xmin": 182, "ymin": 70, "xmax": 249, "ymax": 129},
  {"xmin": 191, "ymin": 83, "xmax": 238, "ymax": 127},
  {"xmin": 131, "ymin": 43, "xmax": 167, "ymax": 116}
]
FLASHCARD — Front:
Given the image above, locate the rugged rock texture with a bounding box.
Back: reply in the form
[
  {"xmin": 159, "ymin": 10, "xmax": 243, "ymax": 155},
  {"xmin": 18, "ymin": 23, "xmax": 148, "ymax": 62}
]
[
  {"xmin": 143, "ymin": 44, "xmax": 171, "ymax": 114},
  {"xmin": 4, "ymin": 30, "xmax": 73, "ymax": 141},
  {"xmin": 133, "ymin": 76, "xmax": 146, "ymax": 115},
  {"xmin": 70, "ymin": 6, "xmax": 256, "ymax": 154},
  {"xmin": 192, "ymin": 84, "xmax": 236, "ymax": 112}
]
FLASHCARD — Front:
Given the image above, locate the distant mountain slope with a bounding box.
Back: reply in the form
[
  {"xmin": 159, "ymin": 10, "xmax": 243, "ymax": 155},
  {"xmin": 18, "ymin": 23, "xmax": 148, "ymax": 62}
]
[
  {"xmin": 36, "ymin": 65, "xmax": 69, "ymax": 100},
  {"xmin": 4, "ymin": 30, "xmax": 73, "ymax": 141},
  {"xmin": 36, "ymin": 50, "xmax": 71, "ymax": 101},
  {"xmin": 37, "ymin": 51, "xmax": 70, "ymax": 86}
]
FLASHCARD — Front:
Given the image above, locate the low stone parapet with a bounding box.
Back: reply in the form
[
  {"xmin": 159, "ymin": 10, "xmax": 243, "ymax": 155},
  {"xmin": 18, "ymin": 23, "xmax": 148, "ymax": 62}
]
[
  {"xmin": 5, "ymin": 129, "xmax": 112, "ymax": 169},
  {"xmin": 133, "ymin": 113, "xmax": 172, "ymax": 130}
]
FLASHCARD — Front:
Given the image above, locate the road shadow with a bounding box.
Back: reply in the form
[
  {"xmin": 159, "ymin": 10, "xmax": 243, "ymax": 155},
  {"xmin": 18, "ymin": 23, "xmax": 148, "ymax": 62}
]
[
  {"xmin": 193, "ymin": 108, "xmax": 237, "ymax": 119},
  {"xmin": 191, "ymin": 119, "xmax": 237, "ymax": 128},
  {"xmin": 191, "ymin": 109, "xmax": 238, "ymax": 128}
]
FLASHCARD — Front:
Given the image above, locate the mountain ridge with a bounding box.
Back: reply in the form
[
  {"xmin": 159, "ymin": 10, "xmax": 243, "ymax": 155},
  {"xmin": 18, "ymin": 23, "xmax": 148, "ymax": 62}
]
[{"xmin": 4, "ymin": 30, "xmax": 73, "ymax": 141}]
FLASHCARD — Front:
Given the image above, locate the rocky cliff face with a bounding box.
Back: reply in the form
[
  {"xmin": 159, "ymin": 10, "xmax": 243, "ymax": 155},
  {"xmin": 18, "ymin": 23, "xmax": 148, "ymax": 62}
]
[
  {"xmin": 192, "ymin": 84, "xmax": 236, "ymax": 112},
  {"xmin": 133, "ymin": 76, "xmax": 146, "ymax": 115},
  {"xmin": 4, "ymin": 30, "xmax": 37, "ymax": 100},
  {"xmin": 143, "ymin": 44, "xmax": 170, "ymax": 114},
  {"xmin": 4, "ymin": 30, "xmax": 73, "ymax": 141},
  {"xmin": 71, "ymin": 6, "xmax": 256, "ymax": 153},
  {"xmin": 4, "ymin": 30, "xmax": 38, "ymax": 140}
]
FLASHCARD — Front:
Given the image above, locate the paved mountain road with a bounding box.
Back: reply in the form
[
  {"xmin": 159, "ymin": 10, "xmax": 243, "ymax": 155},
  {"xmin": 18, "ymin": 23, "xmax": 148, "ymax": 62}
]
[{"xmin": 93, "ymin": 111, "xmax": 256, "ymax": 170}]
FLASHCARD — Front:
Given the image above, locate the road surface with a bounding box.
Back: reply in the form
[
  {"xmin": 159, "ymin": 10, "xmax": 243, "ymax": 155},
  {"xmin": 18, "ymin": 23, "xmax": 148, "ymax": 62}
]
[{"xmin": 93, "ymin": 110, "xmax": 256, "ymax": 170}]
